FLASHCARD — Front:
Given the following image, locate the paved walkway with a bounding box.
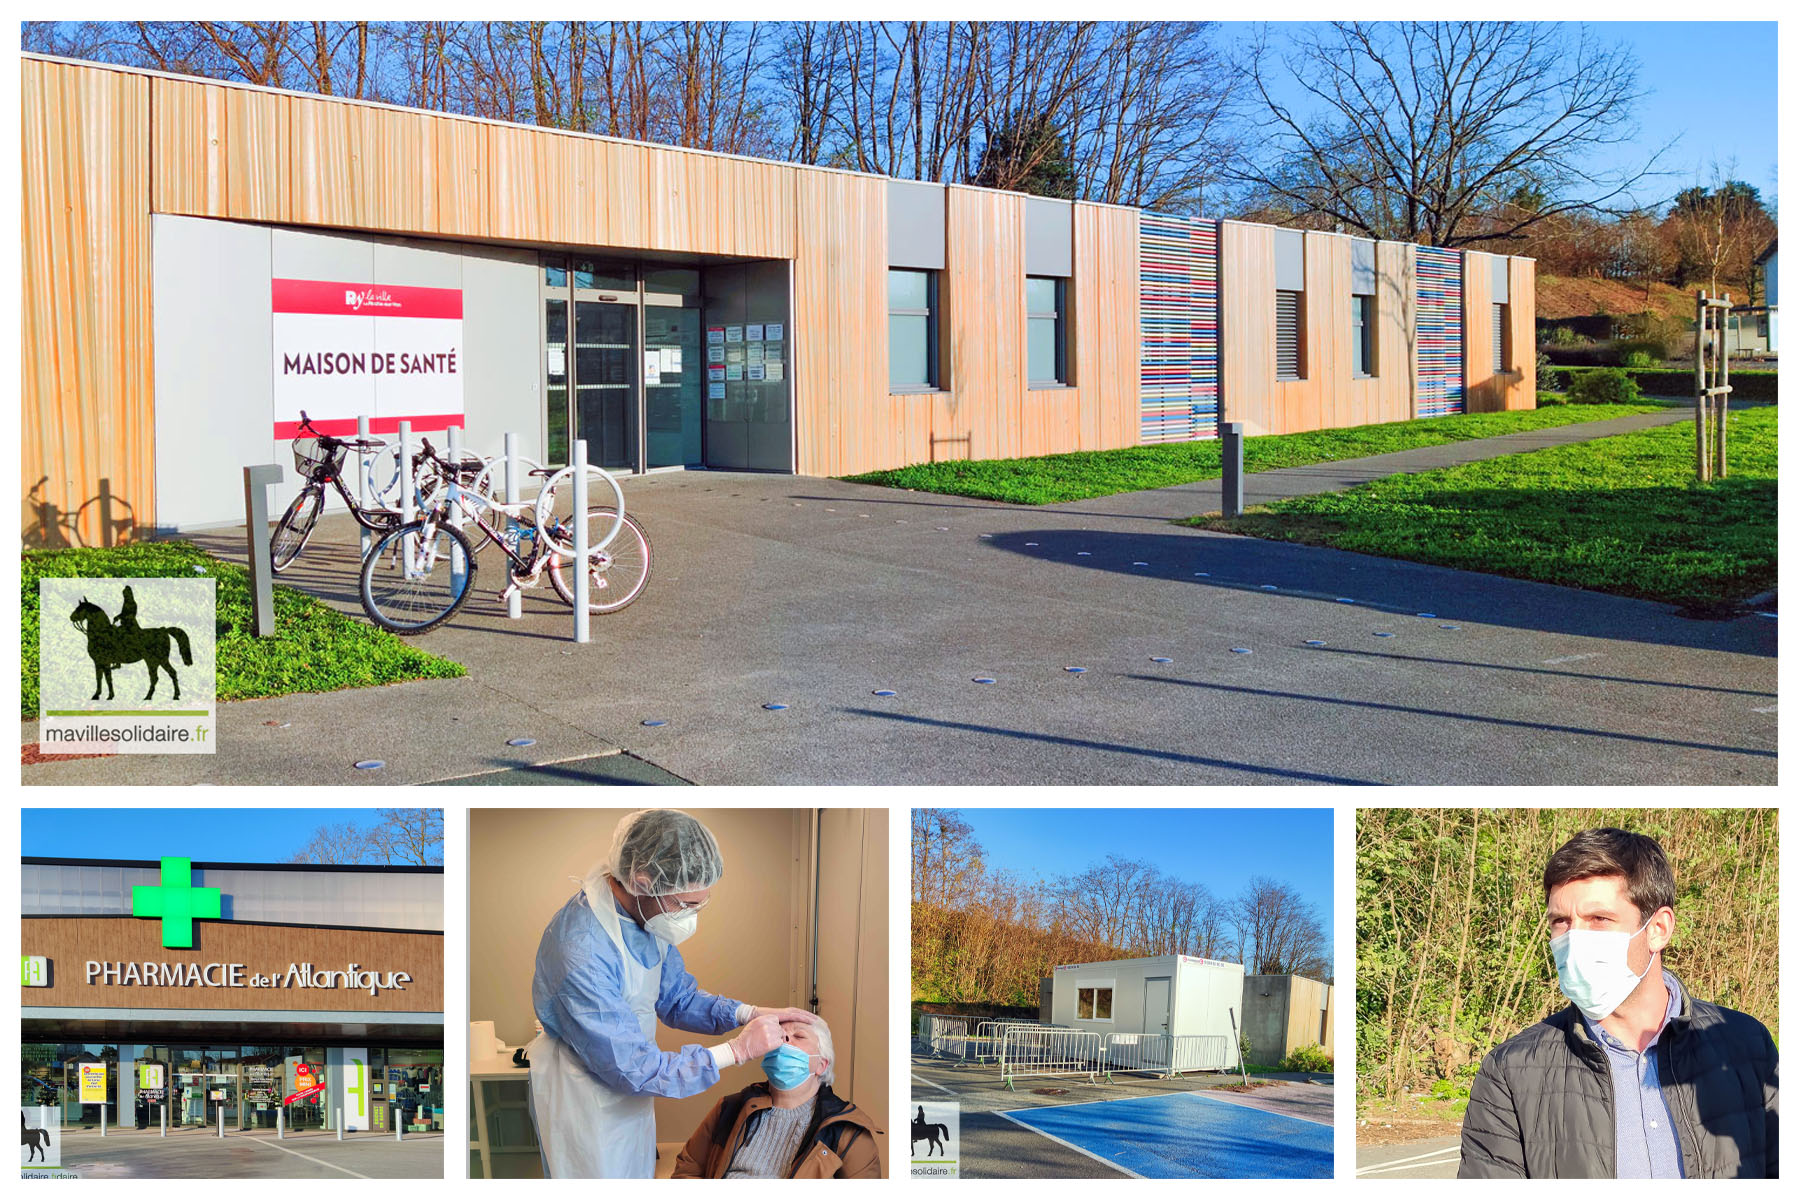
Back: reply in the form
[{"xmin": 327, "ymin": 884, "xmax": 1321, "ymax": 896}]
[
  {"xmin": 1355, "ymin": 1135, "xmax": 1462, "ymax": 1179},
  {"xmin": 1046, "ymin": 407, "xmax": 1692, "ymax": 522},
  {"xmin": 23, "ymin": 409, "xmax": 1775, "ymax": 786}
]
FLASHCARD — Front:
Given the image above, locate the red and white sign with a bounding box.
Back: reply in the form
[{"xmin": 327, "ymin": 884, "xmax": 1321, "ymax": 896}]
[{"xmin": 271, "ymin": 279, "xmax": 465, "ymax": 437}]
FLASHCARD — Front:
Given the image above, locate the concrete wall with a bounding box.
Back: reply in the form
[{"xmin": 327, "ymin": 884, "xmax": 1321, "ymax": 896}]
[
  {"xmin": 151, "ymin": 214, "xmax": 539, "ymax": 529},
  {"xmin": 1241, "ymin": 974, "xmax": 1334, "ymax": 1067}
]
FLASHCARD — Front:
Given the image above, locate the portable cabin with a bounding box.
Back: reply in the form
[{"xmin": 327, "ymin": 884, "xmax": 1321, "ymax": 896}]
[{"xmin": 1049, "ymin": 953, "xmax": 1244, "ymax": 1069}]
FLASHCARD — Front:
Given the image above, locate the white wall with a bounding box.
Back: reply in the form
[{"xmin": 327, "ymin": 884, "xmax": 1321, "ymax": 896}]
[{"xmin": 152, "ymin": 216, "xmax": 540, "ymax": 530}]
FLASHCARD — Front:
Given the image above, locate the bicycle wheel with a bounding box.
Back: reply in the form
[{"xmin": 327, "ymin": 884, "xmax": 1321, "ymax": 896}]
[
  {"xmin": 415, "ymin": 475, "xmax": 496, "ymax": 556},
  {"xmin": 359, "ymin": 520, "xmax": 478, "ymax": 634},
  {"xmin": 270, "ymin": 487, "xmax": 324, "ymax": 573},
  {"xmin": 535, "ymin": 464, "xmax": 626, "ymax": 557},
  {"xmin": 548, "ymin": 510, "xmax": 652, "ymax": 614}
]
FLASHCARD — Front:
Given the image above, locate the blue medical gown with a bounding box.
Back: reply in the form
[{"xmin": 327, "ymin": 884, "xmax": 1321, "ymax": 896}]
[{"xmin": 532, "ymin": 890, "xmax": 746, "ymax": 1099}]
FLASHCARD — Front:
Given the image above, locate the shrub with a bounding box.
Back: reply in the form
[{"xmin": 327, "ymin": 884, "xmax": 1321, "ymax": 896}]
[
  {"xmin": 1278, "ymin": 1043, "xmax": 1334, "ymax": 1074},
  {"xmin": 1565, "ymin": 367, "xmax": 1643, "ymax": 405},
  {"xmin": 1428, "ymin": 1077, "xmax": 1472, "ymax": 1101},
  {"xmin": 1621, "ymin": 349, "xmax": 1655, "ymax": 368},
  {"xmin": 1549, "ymin": 325, "xmax": 1580, "ymax": 346},
  {"xmin": 1536, "ymin": 391, "xmax": 1568, "ymax": 406},
  {"xmin": 1612, "ymin": 338, "xmax": 1666, "ymax": 366}
]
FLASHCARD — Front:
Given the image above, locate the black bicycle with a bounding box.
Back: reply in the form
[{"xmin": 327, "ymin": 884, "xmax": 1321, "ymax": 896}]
[{"xmin": 269, "ymin": 412, "xmax": 404, "ymax": 573}]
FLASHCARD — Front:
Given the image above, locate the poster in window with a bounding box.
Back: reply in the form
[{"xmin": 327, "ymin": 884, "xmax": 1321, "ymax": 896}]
[
  {"xmin": 765, "ymin": 362, "xmax": 783, "ymax": 382},
  {"xmin": 764, "ymin": 323, "xmax": 783, "ymax": 341},
  {"xmin": 708, "ymin": 382, "xmax": 725, "ymax": 400},
  {"xmin": 747, "ymin": 343, "xmax": 764, "ymax": 365},
  {"xmin": 643, "ymin": 351, "xmax": 662, "ymax": 386},
  {"xmin": 708, "ymin": 365, "xmax": 725, "ymax": 382},
  {"xmin": 707, "ymin": 326, "xmax": 725, "ymax": 344},
  {"xmin": 747, "ymin": 364, "xmax": 766, "ymax": 381},
  {"xmin": 726, "ymin": 326, "xmax": 743, "ymax": 343},
  {"xmin": 708, "ymin": 344, "xmax": 725, "ymax": 363},
  {"xmin": 746, "ymin": 324, "xmax": 763, "ymax": 341},
  {"xmin": 726, "ymin": 363, "xmax": 743, "ymax": 381}
]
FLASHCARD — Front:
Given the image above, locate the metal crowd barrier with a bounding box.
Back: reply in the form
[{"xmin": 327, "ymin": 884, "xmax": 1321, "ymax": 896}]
[
  {"xmin": 971, "ymin": 1020, "xmax": 1055, "ymax": 1065},
  {"xmin": 1100, "ymin": 1032, "xmax": 1234, "ymax": 1080},
  {"xmin": 917, "ymin": 1014, "xmax": 979, "ymax": 1058},
  {"xmin": 1000, "ymin": 1028, "xmax": 1104, "ymax": 1089}
]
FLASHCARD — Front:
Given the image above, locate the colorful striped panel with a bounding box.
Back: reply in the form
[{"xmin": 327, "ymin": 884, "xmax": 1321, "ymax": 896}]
[
  {"xmin": 1415, "ymin": 246, "xmax": 1465, "ymax": 417},
  {"xmin": 1139, "ymin": 215, "xmax": 1220, "ymax": 442}
]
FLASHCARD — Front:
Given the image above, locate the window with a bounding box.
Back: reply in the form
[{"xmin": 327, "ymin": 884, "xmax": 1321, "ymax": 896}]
[
  {"xmin": 1351, "ymin": 294, "xmax": 1375, "ymax": 377},
  {"xmin": 1493, "ymin": 303, "xmax": 1510, "ymax": 373},
  {"xmin": 1276, "ymin": 289, "xmax": 1304, "ymax": 380},
  {"xmin": 1320, "ymin": 1010, "xmax": 1330, "ymax": 1044},
  {"xmin": 1075, "ymin": 985, "xmax": 1114, "ymax": 1020},
  {"xmin": 888, "ymin": 269, "xmax": 939, "ymax": 390},
  {"xmin": 1027, "ymin": 276, "xmax": 1067, "ymax": 385}
]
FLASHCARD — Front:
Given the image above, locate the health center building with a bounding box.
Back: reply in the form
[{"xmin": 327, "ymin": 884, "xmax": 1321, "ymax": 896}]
[
  {"xmin": 21, "ymin": 855, "xmax": 443, "ymax": 1134},
  {"xmin": 23, "ymin": 53, "xmax": 1535, "ymax": 544}
]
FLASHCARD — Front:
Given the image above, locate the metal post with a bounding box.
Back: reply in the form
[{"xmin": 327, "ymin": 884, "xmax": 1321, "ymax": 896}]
[
  {"xmin": 399, "ymin": 420, "xmax": 415, "ymax": 568},
  {"xmin": 336, "ymin": 1108, "xmax": 344, "ymax": 1141},
  {"xmin": 277, "ymin": 1105, "xmax": 283, "ymax": 1140},
  {"xmin": 1221, "ymin": 422, "xmax": 1245, "ymax": 518},
  {"xmin": 161, "ymin": 1103, "xmax": 166, "ymax": 1137},
  {"xmin": 243, "ymin": 464, "xmax": 285, "ymax": 637},
  {"xmin": 396, "ymin": 1117, "xmax": 403, "ymax": 1142},
  {"xmin": 218, "ymin": 1103, "xmax": 224, "ymax": 1139},
  {"xmin": 99, "ymin": 1103, "xmax": 106, "ymax": 1137},
  {"xmin": 572, "ymin": 440, "xmax": 590, "ymax": 643},
  {"xmin": 357, "ymin": 414, "xmax": 373, "ymax": 558},
  {"xmin": 447, "ymin": 423, "xmax": 468, "ymax": 599},
  {"xmin": 1228, "ymin": 1008, "xmax": 1248, "ymax": 1086},
  {"xmin": 504, "ymin": 431, "xmax": 522, "ymax": 619}
]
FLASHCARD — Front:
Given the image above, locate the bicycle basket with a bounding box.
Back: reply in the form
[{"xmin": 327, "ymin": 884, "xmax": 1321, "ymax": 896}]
[{"xmin": 292, "ymin": 435, "xmax": 347, "ymax": 478}]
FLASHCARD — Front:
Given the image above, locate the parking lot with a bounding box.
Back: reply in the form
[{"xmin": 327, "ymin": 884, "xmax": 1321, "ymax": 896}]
[
  {"xmin": 43, "ymin": 1129, "xmax": 444, "ymax": 1179},
  {"xmin": 911, "ymin": 1049, "xmax": 1332, "ymax": 1179},
  {"xmin": 26, "ymin": 467, "xmax": 1776, "ymax": 786}
]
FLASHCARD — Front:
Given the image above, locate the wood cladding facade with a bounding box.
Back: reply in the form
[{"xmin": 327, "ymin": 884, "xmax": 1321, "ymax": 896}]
[
  {"xmin": 1463, "ymin": 252, "xmax": 1538, "ymax": 412},
  {"xmin": 23, "ymin": 55, "xmax": 1534, "ymax": 537},
  {"xmin": 23, "ymin": 917, "xmax": 443, "ymax": 1012}
]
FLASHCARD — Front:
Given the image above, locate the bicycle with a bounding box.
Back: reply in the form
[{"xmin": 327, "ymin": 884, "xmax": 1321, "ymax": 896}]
[
  {"xmin": 358, "ymin": 439, "xmax": 651, "ymax": 634},
  {"xmin": 270, "ymin": 412, "xmax": 406, "ymax": 572}
]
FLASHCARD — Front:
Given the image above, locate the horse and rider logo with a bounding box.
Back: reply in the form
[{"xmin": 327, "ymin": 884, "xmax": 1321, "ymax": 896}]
[
  {"xmin": 38, "ymin": 577, "xmax": 217, "ymax": 754},
  {"xmin": 909, "ymin": 1101, "xmax": 958, "ymax": 1176},
  {"xmin": 20, "ymin": 1110, "xmax": 57, "ymax": 1167},
  {"xmin": 68, "ymin": 586, "xmax": 194, "ymax": 701}
]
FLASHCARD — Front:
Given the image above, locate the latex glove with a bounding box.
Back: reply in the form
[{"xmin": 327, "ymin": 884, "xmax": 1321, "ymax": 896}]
[
  {"xmin": 749, "ymin": 1006, "xmax": 820, "ymax": 1027},
  {"xmin": 727, "ymin": 1015, "xmax": 786, "ymax": 1064}
]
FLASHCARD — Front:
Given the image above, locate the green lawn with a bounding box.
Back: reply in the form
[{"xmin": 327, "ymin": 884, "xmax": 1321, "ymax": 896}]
[
  {"xmin": 841, "ymin": 404, "xmax": 1662, "ymax": 504},
  {"xmin": 22, "ymin": 541, "xmax": 465, "ymax": 717},
  {"xmin": 1188, "ymin": 407, "xmax": 1777, "ymax": 612}
]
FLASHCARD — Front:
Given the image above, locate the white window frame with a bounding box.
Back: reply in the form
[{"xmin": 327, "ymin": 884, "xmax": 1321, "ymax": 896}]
[{"xmin": 1073, "ymin": 977, "xmax": 1117, "ymax": 1023}]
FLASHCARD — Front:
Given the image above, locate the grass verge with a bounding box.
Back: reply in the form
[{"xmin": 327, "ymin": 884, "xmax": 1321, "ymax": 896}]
[
  {"xmin": 23, "ymin": 541, "xmax": 465, "ymax": 717},
  {"xmin": 1187, "ymin": 407, "xmax": 1776, "ymax": 612},
  {"xmin": 841, "ymin": 404, "xmax": 1662, "ymax": 504}
]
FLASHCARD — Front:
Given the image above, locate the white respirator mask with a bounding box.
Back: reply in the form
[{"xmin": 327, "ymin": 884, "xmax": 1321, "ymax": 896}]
[
  {"xmin": 1550, "ymin": 916, "xmax": 1654, "ymax": 1020},
  {"xmin": 640, "ymin": 898, "xmax": 700, "ymax": 946}
]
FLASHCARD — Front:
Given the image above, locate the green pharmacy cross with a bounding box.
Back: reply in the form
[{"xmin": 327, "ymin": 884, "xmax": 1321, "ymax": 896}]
[{"xmin": 132, "ymin": 857, "xmax": 222, "ymax": 948}]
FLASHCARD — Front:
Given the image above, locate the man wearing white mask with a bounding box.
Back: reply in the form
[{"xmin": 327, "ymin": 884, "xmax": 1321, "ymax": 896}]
[
  {"xmin": 528, "ymin": 809, "xmax": 819, "ymax": 1178},
  {"xmin": 1459, "ymin": 828, "xmax": 1778, "ymax": 1178}
]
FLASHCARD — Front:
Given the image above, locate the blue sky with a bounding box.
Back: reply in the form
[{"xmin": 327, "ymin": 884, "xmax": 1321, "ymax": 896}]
[
  {"xmin": 1222, "ymin": 21, "xmax": 1779, "ymax": 210},
  {"xmin": 22, "ymin": 808, "xmax": 389, "ymax": 862},
  {"xmin": 952, "ymin": 808, "xmax": 1334, "ymax": 939}
]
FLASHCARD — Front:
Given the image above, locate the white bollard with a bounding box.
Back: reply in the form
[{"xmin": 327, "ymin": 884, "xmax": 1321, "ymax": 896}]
[
  {"xmin": 572, "ymin": 440, "xmax": 590, "ymax": 643},
  {"xmin": 447, "ymin": 423, "xmax": 467, "ymax": 599},
  {"xmin": 99, "ymin": 1102, "xmax": 106, "ymax": 1137},
  {"xmin": 399, "ymin": 420, "xmax": 415, "ymax": 570},
  {"xmin": 161, "ymin": 1103, "xmax": 167, "ymax": 1137},
  {"xmin": 504, "ymin": 432, "xmax": 522, "ymax": 620},
  {"xmin": 357, "ymin": 414, "xmax": 373, "ymax": 558},
  {"xmin": 336, "ymin": 1108, "xmax": 344, "ymax": 1141},
  {"xmin": 218, "ymin": 1103, "xmax": 224, "ymax": 1139},
  {"xmin": 277, "ymin": 1106, "xmax": 283, "ymax": 1140},
  {"xmin": 396, "ymin": 1116, "xmax": 403, "ymax": 1142}
]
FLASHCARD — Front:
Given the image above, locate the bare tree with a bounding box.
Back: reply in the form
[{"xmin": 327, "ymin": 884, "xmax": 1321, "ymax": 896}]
[
  {"xmin": 1234, "ymin": 876, "xmax": 1329, "ymax": 977},
  {"xmin": 911, "ymin": 809, "xmax": 984, "ymax": 906},
  {"xmin": 289, "ymin": 821, "xmax": 380, "ymax": 865},
  {"xmin": 1238, "ymin": 21, "xmax": 1667, "ymax": 247},
  {"xmin": 374, "ymin": 808, "xmax": 445, "ymax": 866}
]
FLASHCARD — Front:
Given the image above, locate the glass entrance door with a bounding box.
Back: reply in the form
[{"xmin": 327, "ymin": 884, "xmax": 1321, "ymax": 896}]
[
  {"xmin": 644, "ymin": 305, "xmax": 702, "ymax": 469},
  {"xmin": 572, "ymin": 298, "xmax": 639, "ymax": 471}
]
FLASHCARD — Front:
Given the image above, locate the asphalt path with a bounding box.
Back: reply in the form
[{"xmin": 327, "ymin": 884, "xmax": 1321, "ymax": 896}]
[
  {"xmin": 24, "ymin": 412, "xmax": 1775, "ymax": 785},
  {"xmin": 1355, "ymin": 1135, "xmax": 1462, "ymax": 1178},
  {"xmin": 45, "ymin": 1130, "xmax": 445, "ymax": 1179}
]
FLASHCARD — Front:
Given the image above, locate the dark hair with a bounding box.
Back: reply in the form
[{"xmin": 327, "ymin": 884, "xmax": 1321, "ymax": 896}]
[{"xmin": 1543, "ymin": 828, "xmax": 1676, "ymax": 918}]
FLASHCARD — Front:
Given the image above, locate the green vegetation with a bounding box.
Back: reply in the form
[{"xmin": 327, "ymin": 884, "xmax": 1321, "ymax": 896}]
[
  {"xmin": 1564, "ymin": 367, "xmax": 1643, "ymax": 406},
  {"xmin": 845, "ymin": 405, "xmax": 1661, "ymax": 505},
  {"xmin": 1192, "ymin": 406, "xmax": 1775, "ymax": 611},
  {"xmin": 1277, "ymin": 1043, "xmax": 1334, "ymax": 1074},
  {"xmin": 1355, "ymin": 809, "xmax": 1778, "ymax": 1106},
  {"xmin": 23, "ymin": 541, "xmax": 464, "ymax": 717},
  {"xmin": 1541, "ymin": 365, "xmax": 1779, "ymax": 402}
]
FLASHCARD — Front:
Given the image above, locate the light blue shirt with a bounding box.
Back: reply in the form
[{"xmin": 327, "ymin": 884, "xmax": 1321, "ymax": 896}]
[
  {"xmin": 531, "ymin": 889, "xmax": 745, "ymax": 1099},
  {"xmin": 1582, "ymin": 969, "xmax": 1685, "ymax": 1179}
]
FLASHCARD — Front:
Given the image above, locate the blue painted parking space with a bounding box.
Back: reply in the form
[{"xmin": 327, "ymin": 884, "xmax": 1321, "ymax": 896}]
[{"xmin": 997, "ymin": 1091, "xmax": 1333, "ymax": 1179}]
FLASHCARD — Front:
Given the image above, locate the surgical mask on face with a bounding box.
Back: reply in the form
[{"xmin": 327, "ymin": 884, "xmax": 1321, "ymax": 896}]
[
  {"xmin": 1550, "ymin": 915, "xmax": 1655, "ymax": 1020},
  {"xmin": 761, "ymin": 1043, "xmax": 817, "ymax": 1091},
  {"xmin": 638, "ymin": 896, "xmax": 699, "ymax": 946}
]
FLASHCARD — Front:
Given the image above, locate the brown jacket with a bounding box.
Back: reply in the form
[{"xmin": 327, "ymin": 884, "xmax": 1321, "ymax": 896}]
[{"xmin": 672, "ymin": 1082, "xmax": 883, "ymax": 1178}]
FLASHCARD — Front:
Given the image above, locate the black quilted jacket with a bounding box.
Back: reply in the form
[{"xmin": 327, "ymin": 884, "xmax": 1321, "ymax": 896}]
[{"xmin": 1458, "ymin": 975, "xmax": 1778, "ymax": 1178}]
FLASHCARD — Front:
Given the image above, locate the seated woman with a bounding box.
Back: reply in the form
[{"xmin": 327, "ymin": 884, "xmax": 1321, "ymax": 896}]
[{"xmin": 673, "ymin": 1016, "xmax": 881, "ymax": 1178}]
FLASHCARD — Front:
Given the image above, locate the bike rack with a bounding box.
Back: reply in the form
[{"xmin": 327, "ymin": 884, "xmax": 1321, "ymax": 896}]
[{"xmin": 243, "ymin": 463, "xmax": 285, "ymax": 637}]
